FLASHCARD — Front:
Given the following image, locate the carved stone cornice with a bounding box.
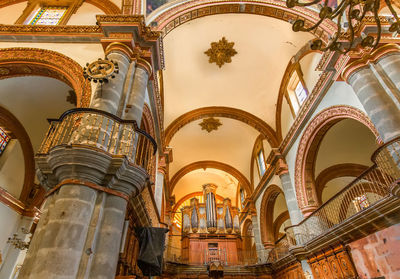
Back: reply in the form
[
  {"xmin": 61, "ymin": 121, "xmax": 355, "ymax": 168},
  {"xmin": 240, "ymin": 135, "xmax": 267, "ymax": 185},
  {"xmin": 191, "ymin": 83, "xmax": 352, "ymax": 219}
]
[{"xmin": 342, "ymin": 44, "xmax": 400, "ymax": 82}]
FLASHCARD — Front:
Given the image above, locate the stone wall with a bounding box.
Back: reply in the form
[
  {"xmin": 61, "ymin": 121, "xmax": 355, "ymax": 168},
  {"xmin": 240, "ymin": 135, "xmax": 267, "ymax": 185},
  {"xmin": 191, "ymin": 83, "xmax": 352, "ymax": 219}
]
[{"xmin": 349, "ymin": 223, "xmax": 400, "ymax": 279}]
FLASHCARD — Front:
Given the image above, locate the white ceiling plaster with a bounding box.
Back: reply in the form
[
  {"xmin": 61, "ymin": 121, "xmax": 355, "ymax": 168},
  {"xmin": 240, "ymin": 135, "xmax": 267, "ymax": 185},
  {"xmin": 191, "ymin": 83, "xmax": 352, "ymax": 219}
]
[
  {"xmin": 162, "ymin": 13, "xmax": 314, "ymax": 127},
  {"xmin": 168, "ymin": 118, "xmax": 260, "ymax": 179}
]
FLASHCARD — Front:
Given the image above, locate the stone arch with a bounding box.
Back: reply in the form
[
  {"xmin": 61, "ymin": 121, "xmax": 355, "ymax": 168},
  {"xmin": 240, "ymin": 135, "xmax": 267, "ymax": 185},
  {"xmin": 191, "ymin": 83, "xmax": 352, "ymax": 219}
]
[
  {"xmin": 170, "ymin": 160, "xmax": 252, "ymax": 197},
  {"xmin": 295, "ymin": 105, "xmax": 380, "ymax": 215},
  {"xmin": 242, "ymin": 218, "xmax": 256, "ymax": 263},
  {"xmin": 315, "ymin": 163, "xmax": 369, "ymax": 204},
  {"xmin": 259, "ymin": 184, "xmax": 284, "ymax": 248},
  {"xmin": 0, "ymin": 47, "xmax": 91, "ymax": 107},
  {"xmin": 149, "ymin": 0, "xmax": 335, "ymax": 42},
  {"xmin": 165, "ymin": 106, "xmax": 279, "ymax": 148},
  {"xmin": 273, "ymin": 210, "xmax": 289, "ymax": 241}
]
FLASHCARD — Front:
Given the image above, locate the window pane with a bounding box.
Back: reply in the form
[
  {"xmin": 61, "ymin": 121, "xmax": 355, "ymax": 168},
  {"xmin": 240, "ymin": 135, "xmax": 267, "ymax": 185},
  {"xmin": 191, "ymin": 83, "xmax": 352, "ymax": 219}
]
[
  {"xmin": 0, "ymin": 128, "xmax": 10, "ymax": 154},
  {"xmin": 30, "ymin": 7, "xmax": 67, "ymax": 25},
  {"xmin": 295, "ymin": 81, "xmax": 308, "ymax": 105},
  {"xmin": 257, "ymin": 151, "xmax": 266, "ymax": 176}
]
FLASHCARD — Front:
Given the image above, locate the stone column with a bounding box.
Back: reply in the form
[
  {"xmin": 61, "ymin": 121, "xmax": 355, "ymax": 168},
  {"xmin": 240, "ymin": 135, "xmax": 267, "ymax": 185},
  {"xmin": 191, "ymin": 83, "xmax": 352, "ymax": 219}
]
[
  {"xmin": 123, "ymin": 59, "xmax": 151, "ymax": 125},
  {"xmin": 276, "ymin": 159, "xmax": 303, "ymax": 225},
  {"xmin": 90, "ymin": 45, "xmax": 133, "ymax": 115},
  {"xmin": 376, "ymin": 50, "xmax": 400, "ymax": 106},
  {"xmin": 347, "ymin": 67, "xmax": 400, "ymax": 141}
]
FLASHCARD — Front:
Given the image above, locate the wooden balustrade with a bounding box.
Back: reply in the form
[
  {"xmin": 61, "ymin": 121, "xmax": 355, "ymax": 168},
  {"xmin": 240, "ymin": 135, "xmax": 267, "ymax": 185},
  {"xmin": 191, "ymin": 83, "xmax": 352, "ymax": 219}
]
[{"xmin": 37, "ymin": 108, "xmax": 157, "ymax": 174}]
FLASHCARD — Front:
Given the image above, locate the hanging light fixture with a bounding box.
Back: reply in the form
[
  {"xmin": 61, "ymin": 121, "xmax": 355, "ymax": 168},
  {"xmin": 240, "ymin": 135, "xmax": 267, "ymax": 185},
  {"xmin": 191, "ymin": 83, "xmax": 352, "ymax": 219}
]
[{"xmin": 286, "ymin": 0, "xmax": 400, "ymax": 53}]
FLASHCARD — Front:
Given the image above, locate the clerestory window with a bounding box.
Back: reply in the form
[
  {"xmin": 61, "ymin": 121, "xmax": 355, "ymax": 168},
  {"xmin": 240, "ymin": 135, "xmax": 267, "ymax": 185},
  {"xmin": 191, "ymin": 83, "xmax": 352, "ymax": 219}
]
[
  {"xmin": 0, "ymin": 127, "xmax": 10, "ymax": 155},
  {"xmin": 27, "ymin": 7, "xmax": 68, "ymax": 25}
]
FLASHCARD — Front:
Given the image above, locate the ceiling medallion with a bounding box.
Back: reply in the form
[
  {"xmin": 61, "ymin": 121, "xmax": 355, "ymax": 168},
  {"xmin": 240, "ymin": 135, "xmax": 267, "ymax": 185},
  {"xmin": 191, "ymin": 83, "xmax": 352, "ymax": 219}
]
[
  {"xmin": 204, "ymin": 37, "xmax": 237, "ymax": 68},
  {"xmin": 286, "ymin": 0, "xmax": 400, "ymax": 53},
  {"xmin": 199, "ymin": 117, "xmax": 222, "ymax": 133}
]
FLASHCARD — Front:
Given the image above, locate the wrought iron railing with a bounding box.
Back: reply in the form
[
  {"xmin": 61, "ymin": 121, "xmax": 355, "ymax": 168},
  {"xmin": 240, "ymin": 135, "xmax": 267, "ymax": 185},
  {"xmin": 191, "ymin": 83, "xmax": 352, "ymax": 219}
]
[
  {"xmin": 267, "ymin": 234, "xmax": 290, "ymax": 262},
  {"xmin": 285, "ymin": 137, "xmax": 400, "ymax": 246},
  {"xmin": 37, "ymin": 108, "xmax": 157, "ymax": 174}
]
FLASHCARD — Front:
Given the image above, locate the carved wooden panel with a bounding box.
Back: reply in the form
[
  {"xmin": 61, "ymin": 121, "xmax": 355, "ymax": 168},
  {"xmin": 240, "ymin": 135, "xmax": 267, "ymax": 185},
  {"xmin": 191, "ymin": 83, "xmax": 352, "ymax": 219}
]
[
  {"xmin": 275, "ymin": 262, "xmax": 305, "ymax": 279},
  {"xmin": 308, "ymin": 245, "xmax": 357, "ymax": 279}
]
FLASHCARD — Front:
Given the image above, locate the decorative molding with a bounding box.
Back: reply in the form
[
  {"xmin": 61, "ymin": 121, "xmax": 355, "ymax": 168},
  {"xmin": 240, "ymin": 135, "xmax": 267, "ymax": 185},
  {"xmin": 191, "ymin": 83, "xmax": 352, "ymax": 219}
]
[
  {"xmin": 294, "ymin": 105, "xmax": 380, "ymax": 214},
  {"xmin": 199, "ymin": 117, "xmax": 222, "ymax": 132},
  {"xmin": 0, "ymin": 47, "xmax": 91, "ymax": 107},
  {"xmin": 150, "ymin": 0, "xmax": 336, "ymax": 41},
  {"xmin": 204, "ymin": 37, "xmax": 237, "ymax": 68},
  {"xmin": 169, "ymin": 160, "xmax": 252, "ymax": 197},
  {"xmin": 0, "ymin": 0, "xmax": 120, "ymax": 15},
  {"xmin": 279, "ymin": 70, "xmax": 334, "ymax": 155},
  {"xmin": 342, "ymin": 44, "xmax": 400, "ymax": 82},
  {"xmin": 259, "ymin": 184, "xmax": 284, "ymax": 246},
  {"xmin": 165, "ymin": 106, "xmax": 279, "ymax": 147}
]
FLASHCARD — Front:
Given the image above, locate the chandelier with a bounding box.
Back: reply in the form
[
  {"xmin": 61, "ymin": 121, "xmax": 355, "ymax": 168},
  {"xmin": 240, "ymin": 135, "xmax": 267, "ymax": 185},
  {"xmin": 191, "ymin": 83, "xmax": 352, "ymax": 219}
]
[{"xmin": 286, "ymin": 0, "xmax": 400, "ymax": 53}]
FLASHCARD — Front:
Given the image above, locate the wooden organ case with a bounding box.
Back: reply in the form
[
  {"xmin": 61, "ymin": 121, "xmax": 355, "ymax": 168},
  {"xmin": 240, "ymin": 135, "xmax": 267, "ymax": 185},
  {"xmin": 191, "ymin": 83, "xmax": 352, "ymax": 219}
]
[{"xmin": 180, "ymin": 184, "xmax": 242, "ymax": 266}]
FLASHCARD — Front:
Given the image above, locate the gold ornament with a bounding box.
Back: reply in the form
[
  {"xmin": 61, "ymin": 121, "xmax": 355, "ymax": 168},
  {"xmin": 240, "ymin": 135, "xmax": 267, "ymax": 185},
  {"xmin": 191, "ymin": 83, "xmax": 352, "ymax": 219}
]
[
  {"xmin": 199, "ymin": 117, "xmax": 222, "ymax": 133},
  {"xmin": 204, "ymin": 37, "xmax": 237, "ymax": 68}
]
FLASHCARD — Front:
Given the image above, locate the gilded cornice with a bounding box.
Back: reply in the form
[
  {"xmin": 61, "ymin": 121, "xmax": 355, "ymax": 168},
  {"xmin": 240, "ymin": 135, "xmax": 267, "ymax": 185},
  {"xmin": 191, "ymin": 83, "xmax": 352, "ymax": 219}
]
[{"xmin": 0, "ymin": 24, "xmax": 101, "ymax": 35}]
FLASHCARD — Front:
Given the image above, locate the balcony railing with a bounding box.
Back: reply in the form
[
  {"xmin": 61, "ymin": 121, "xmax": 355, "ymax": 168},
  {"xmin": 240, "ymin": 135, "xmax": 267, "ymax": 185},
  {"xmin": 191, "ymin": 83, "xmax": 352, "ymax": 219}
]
[
  {"xmin": 267, "ymin": 234, "xmax": 290, "ymax": 262},
  {"xmin": 286, "ymin": 137, "xmax": 400, "ymax": 247},
  {"xmin": 37, "ymin": 108, "xmax": 157, "ymax": 174}
]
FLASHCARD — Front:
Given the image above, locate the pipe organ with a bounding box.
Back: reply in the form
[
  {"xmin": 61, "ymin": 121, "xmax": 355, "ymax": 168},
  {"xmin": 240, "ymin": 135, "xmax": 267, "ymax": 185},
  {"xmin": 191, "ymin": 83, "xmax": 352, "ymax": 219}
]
[{"xmin": 181, "ymin": 184, "xmax": 242, "ymax": 265}]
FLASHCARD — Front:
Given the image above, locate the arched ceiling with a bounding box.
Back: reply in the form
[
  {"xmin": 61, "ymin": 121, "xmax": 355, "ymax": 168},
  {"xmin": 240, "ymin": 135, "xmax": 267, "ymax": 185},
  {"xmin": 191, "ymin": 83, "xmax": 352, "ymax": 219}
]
[
  {"xmin": 163, "ymin": 14, "xmax": 313, "ymax": 200},
  {"xmin": 163, "ymin": 13, "xmax": 314, "ymax": 200},
  {"xmin": 163, "ymin": 13, "xmax": 314, "ymax": 127},
  {"xmin": 173, "ymin": 168, "xmax": 238, "ymax": 205}
]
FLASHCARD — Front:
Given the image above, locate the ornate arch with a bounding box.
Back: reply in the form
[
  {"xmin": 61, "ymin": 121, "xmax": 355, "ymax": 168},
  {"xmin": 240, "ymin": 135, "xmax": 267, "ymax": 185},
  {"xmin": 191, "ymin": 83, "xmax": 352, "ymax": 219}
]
[
  {"xmin": 273, "ymin": 210, "xmax": 289, "ymax": 241},
  {"xmin": 165, "ymin": 106, "xmax": 279, "ymax": 147},
  {"xmin": 0, "ymin": 48, "xmax": 91, "ymax": 107},
  {"xmin": 0, "ymin": 0, "xmax": 120, "ymax": 15},
  {"xmin": 170, "ymin": 160, "xmax": 252, "ymax": 196},
  {"xmin": 315, "ymin": 163, "xmax": 369, "ymax": 204},
  {"xmin": 149, "ymin": 0, "xmax": 336, "ymax": 41},
  {"xmin": 0, "ymin": 106, "xmax": 37, "ymax": 205},
  {"xmin": 259, "ymin": 184, "xmax": 284, "ymax": 248},
  {"xmin": 295, "ymin": 105, "xmax": 380, "ymax": 215}
]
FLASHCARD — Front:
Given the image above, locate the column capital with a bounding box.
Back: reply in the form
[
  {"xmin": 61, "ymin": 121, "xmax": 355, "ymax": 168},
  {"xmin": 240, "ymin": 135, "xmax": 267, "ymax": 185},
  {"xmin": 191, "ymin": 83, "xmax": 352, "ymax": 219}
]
[
  {"xmin": 342, "ymin": 44, "xmax": 400, "ymax": 82},
  {"xmin": 275, "ymin": 158, "xmax": 289, "ymax": 176},
  {"xmin": 105, "ymin": 42, "xmax": 134, "ymax": 59}
]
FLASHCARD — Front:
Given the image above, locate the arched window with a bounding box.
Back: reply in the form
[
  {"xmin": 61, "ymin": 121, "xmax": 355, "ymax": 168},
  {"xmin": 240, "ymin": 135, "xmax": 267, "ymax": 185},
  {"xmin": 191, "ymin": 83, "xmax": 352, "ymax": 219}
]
[
  {"xmin": 285, "ymin": 64, "xmax": 309, "ymax": 116},
  {"xmin": 0, "ymin": 127, "xmax": 10, "ymax": 154}
]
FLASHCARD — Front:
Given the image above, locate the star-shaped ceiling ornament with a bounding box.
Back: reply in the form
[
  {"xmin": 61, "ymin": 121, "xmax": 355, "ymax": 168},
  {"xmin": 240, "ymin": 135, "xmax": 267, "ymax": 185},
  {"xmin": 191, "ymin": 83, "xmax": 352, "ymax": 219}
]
[
  {"xmin": 204, "ymin": 37, "xmax": 237, "ymax": 68},
  {"xmin": 199, "ymin": 117, "xmax": 222, "ymax": 133}
]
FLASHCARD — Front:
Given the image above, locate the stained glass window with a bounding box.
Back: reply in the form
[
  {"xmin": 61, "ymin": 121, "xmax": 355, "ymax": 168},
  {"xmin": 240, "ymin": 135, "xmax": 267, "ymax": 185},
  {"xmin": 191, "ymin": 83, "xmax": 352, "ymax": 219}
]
[
  {"xmin": 29, "ymin": 7, "xmax": 67, "ymax": 25},
  {"xmin": 352, "ymin": 194, "xmax": 370, "ymax": 212},
  {"xmin": 0, "ymin": 128, "xmax": 10, "ymax": 155}
]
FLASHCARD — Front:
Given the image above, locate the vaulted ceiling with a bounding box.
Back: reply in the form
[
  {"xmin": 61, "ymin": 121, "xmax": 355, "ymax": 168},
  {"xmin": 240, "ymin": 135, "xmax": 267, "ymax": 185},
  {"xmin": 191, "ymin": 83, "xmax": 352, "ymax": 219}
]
[{"xmin": 162, "ymin": 13, "xmax": 314, "ymax": 201}]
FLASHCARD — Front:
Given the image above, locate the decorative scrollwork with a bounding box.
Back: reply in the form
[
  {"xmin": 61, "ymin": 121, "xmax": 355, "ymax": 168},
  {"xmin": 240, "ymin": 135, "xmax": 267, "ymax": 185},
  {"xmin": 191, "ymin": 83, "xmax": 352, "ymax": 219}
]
[{"xmin": 83, "ymin": 58, "xmax": 119, "ymax": 83}]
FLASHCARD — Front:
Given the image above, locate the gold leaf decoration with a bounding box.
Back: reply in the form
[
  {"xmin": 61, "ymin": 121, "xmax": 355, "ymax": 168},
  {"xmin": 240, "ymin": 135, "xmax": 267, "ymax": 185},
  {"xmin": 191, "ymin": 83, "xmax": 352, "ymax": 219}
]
[
  {"xmin": 204, "ymin": 37, "xmax": 237, "ymax": 68},
  {"xmin": 199, "ymin": 117, "xmax": 222, "ymax": 133}
]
